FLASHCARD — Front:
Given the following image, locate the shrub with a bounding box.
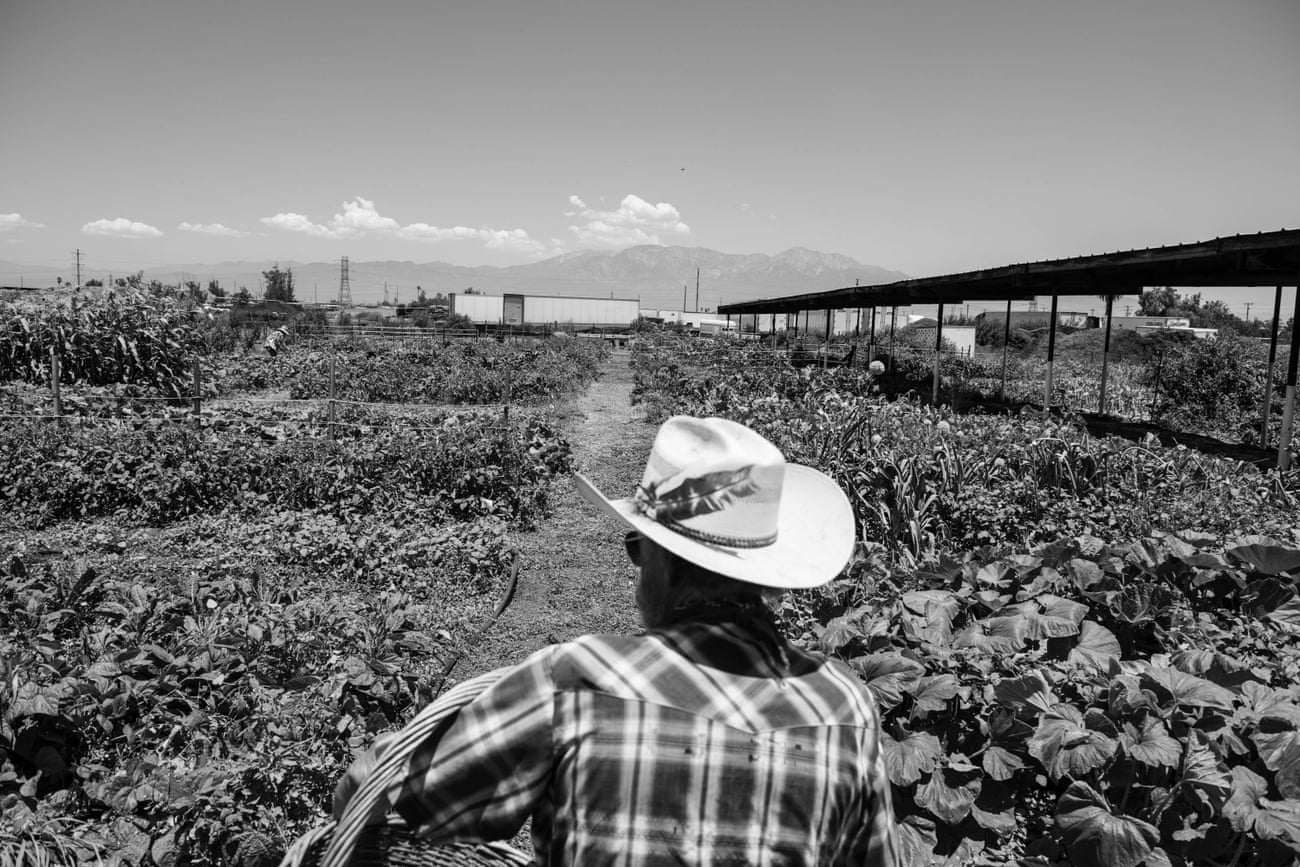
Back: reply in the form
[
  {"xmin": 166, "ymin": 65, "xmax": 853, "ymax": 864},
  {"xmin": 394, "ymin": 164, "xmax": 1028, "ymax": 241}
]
[{"xmin": 1151, "ymin": 334, "xmax": 1269, "ymax": 437}]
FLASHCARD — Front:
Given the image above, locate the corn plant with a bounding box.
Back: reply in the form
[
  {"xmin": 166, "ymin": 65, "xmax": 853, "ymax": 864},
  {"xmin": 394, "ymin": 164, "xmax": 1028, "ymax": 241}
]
[{"xmin": 0, "ymin": 292, "xmax": 207, "ymax": 399}]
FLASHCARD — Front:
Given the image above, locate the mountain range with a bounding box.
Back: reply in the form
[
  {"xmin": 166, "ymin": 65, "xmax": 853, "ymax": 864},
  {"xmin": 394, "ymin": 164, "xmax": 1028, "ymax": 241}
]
[{"xmin": 0, "ymin": 245, "xmax": 909, "ymax": 311}]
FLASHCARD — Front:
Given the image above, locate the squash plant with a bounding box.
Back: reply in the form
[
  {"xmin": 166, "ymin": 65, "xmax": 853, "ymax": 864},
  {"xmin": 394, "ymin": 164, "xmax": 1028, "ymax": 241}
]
[{"xmin": 811, "ymin": 533, "xmax": 1300, "ymax": 866}]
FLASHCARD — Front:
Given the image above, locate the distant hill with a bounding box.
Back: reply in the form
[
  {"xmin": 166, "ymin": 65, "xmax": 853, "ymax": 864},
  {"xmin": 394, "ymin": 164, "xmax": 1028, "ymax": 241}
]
[{"xmin": 0, "ymin": 246, "xmax": 908, "ymax": 310}]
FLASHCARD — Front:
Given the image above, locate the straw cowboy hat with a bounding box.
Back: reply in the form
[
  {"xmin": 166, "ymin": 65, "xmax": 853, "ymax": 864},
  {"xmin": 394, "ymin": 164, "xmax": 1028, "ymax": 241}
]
[{"xmin": 575, "ymin": 415, "xmax": 856, "ymax": 589}]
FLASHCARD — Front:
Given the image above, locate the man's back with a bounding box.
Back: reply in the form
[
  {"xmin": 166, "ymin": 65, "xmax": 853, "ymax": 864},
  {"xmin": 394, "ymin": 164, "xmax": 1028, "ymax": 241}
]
[{"xmin": 394, "ymin": 607, "xmax": 897, "ymax": 866}]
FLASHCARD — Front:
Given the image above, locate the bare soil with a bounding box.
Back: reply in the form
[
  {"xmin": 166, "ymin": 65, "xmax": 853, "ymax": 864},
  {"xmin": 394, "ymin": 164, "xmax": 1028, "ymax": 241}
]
[{"xmin": 456, "ymin": 350, "xmax": 650, "ymax": 678}]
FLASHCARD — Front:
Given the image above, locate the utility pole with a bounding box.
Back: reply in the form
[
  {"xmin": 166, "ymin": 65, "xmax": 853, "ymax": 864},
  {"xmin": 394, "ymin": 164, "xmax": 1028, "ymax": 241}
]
[
  {"xmin": 73, "ymin": 249, "xmax": 82, "ymax": 288},
  {"xmin": 1125, "ymin": 305, "xmax": 1132, "ymax": 316},
  {"xmin": 1244, "ymin": 302, "xmax": 1253, "ymax": 322},
  {"xmin": 695, "ymin": 268, "xmax": 700, "ymax": 313},
  {"xmin": 338, "ymin": 257, "xmax": 352, "ymax": 307},
  {"xmin": 683, "ymin": 284, "xmax": 687, "ymax": 313}
]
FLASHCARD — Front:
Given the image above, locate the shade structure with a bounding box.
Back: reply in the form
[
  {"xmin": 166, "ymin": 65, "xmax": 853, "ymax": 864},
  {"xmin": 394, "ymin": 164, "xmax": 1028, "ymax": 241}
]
[{"xmin": 718, "ymin": 229, "xmax": 1300, "ymax": 469}]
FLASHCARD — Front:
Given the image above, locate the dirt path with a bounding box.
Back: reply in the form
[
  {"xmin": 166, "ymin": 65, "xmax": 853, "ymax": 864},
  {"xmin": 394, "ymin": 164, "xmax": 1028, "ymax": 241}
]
[{"xmin": 458, "ymin": 350, "xmax": 651, "ymax": 677}]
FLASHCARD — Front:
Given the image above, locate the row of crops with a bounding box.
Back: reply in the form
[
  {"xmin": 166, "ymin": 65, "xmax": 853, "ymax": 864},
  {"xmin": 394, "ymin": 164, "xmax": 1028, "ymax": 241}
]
[
  {"xmin": 0, "ymin": 293, "xmax": 602, "ymax": 864},
  {"xmin": 1, "ymin": 290, "xmax": 610, "ymax": 412},
  {"xmin": 632, "ymin": 334, "xmax": 1300, "ymax": 867}
]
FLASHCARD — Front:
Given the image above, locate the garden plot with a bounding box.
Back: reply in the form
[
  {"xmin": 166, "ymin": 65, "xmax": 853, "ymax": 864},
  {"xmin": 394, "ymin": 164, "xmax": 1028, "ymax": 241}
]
[
  {"xmin": 633, "ymin": 333, "xmax": 1300, "ymax": 866},
  {"xmin": 0, "ymin": 290, "xmax": 604, "ymax": 864}
]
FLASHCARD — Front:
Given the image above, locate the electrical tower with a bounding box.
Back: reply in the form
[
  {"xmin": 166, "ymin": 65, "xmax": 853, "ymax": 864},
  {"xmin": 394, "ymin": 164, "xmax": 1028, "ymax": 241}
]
[
  {"xmin": 338, "ymin": 257, "xmax": 352, "ymax": 307},
  {"xmin": 73, "ymin": 249, "xmax": 82, "ymax": 288}
]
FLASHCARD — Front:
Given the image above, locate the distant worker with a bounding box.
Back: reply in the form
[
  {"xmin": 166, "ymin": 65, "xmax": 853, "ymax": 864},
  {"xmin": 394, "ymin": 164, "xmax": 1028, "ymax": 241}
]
[{"xmin": 264, "ymin": 325, "xmax": 289, "ymax": 357}]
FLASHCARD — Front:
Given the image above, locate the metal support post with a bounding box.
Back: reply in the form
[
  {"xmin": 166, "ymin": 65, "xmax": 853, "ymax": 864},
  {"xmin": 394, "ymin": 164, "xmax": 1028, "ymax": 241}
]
[
  {"xmin": 1261, "ymin": 285, "xmax": 1283, "ymax": 447},
  {"xmin": 889, "ymin": 306, "xmax": 897, "ymax": 372},
  {"xmin": 1043, "ymin": 294, "xmax": 1059, "ymax": 408},
  {"xmin": 868, "ymin": 307, "xmax": 877, "ymax": 365},
  {"xmin": 1278, "ymin": 284, "xmax": 1300, "ymax": 470},
  {"xmin": 932, "ymin": 303, "xmax": 945, "ymax": 404},
  {"xmin": 1098, "ymin": 295, "xmax": 1115, "ymax": 415},
  {"xmin": 823, "ymin": 309, "xmax": 831, "ymax": 368},
  {"xmin": 999, "ymin": 298, "xmax": 1011, "ymax": 401}
]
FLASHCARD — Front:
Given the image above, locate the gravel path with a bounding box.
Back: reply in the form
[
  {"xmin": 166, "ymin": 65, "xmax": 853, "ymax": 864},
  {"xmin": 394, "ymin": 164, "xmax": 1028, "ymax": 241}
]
[{"xmin": 458, "ymin": 349, "xmax": 650, "ymax": 677}]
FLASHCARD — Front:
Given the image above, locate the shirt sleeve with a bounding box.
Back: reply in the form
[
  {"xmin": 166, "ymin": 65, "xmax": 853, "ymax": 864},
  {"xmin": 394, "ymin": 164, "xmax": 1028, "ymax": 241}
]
[
  {"xmin": 391, "ymin": 647, "xmax": 557, "ymax": 844},
  {"xmin": 842, "ymin": 722, "xmax": 901, "ymax": 867}
]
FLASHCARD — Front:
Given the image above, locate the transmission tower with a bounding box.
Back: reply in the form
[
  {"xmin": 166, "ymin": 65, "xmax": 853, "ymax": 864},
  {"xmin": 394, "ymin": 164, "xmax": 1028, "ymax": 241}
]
[{"xmin": 338, "ymin": 257, "xmax": 352, "ymax": 307}]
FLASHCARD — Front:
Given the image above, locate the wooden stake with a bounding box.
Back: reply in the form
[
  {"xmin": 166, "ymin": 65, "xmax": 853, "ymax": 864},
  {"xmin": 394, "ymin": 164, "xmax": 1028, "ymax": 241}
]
[
  {"xmin": 50, "ymin": 348, "xmax": 62, "ymax": 423},
  {"xmin": 328, "ymin": 348, "xmax": 337, "ymax": 441},
  {"xmin": 192, "ymin": 357, "xmax": 202, "ymax": 424}
]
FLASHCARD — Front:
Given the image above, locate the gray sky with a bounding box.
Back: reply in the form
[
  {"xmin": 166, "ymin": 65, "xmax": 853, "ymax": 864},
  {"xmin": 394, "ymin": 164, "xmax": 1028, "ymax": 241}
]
[{"xmin": 2, "ymin": 0, "xmax": 1297, "ymax": 315}]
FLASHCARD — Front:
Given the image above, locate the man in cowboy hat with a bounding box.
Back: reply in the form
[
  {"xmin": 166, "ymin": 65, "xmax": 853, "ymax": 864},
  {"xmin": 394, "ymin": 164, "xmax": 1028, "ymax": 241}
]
[{"xmin": 334, "ymin": 415, "xmax": 899, "ymax": 865}]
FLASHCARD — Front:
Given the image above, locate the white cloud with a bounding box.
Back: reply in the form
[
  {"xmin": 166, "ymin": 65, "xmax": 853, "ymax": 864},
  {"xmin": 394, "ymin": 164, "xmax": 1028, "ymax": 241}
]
[
  {"xmin": 567, "ymin": 193, "xmax": 690, "ymax": 249},
  {"xmin": 260, "ymin": 211, "xmax": 335, "ymax": 237},
  {"xmin": 261, "ymin": 196, "xmax": 552, "ymax": 257},
  {"xmin": 179, "ymin": 222, "xmax": 249, "ymax": 237},
  {"xmin": 82, "ymin": 218, "xmax": 163, "ymax": 238},
  {"xmin": 332, "ymin": 197, "xmax": 400, "ymax": 234},
  {"xmin": 399, "ymin": 223, "xmax": 553, "ymax": 257},
  {"xmin": 0, "ymin": 213, "xmax": 45, "ymax": 231}
]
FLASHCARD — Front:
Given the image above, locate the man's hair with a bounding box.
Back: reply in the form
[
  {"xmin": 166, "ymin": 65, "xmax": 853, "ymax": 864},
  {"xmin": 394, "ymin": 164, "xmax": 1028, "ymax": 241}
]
[{"xmin": 663, "ymin": 550, "xmax": 776, "ymax": 606}]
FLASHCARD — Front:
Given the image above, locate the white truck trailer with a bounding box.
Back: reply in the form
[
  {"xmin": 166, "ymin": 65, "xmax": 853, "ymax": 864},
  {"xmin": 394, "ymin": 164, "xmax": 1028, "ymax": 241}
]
[
  {"xmin": 448, "ymin": 293, "xmax": 504, "ymax": 324},
  {"xmin": 450, "ymin": 293, "xmax": 639, "ymax": 330}
]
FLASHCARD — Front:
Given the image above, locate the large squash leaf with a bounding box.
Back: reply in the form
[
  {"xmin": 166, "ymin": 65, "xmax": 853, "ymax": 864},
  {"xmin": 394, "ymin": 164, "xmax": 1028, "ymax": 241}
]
[
  {"xmin": 1251, "ymin": 729, "xmax": 1300, "ymax": 799},
  {"xmin": 1178, "ymin": 730, "xmax": 1231, "ymax": 810},
  {"xmin": 881, "ymin": 729, "xmax": 942, "ymax": 787},
  {"xmin": 1119, "ymin": 716, "xmax": 1180, "ymax": 769},
  {"xmin": 1141, "ymin": 665, "xmax": 1235, "ymax": 712},
  {"xmin": 915, "ymin": 766, "xmax": 982, "ymax": 825},
  {"xmin": 1006, "ymin": 594, "xmax": 1087, "ymax": 640},
  {"xmin": 900, "ymin": 590, "xmax": 962, "ymax": 647},
  {"xmin": 993, "ymin": 671, "xmax": 1056, "ymax": 716},
  {"xmin": 953, "ymin": 615, "xmax": 1028, "ymax": 654},
  {"xmin": 1028, "ymin": 703, "xmax": 1118, "ymax": 781},
  {"xmin": 981, "ymin": 745, "xmax": 1025, "ymax": 781},
  {"xmin": 895, "ymin": 815, "xmax": 940, "ymax": 867},
  {"xmin": 850, "ymin": 653, "xmax": 925, "ymax": 711},
  {"xmin": 910, "ymin": 674, "xmax": 960, "ymax": 717},
  {"xmin": 1223, "ymin": 766, "xmax": 1300, "ymax": 846},
  {"xmin": 1069, "ymin": 621, "xmax": 1122, "ymax": 670},
  {"xmin": 1225, "ymin": 537, "xmax": 1300, "ymax": 576},
  {"xmin": 1054, "ymin": 781, "xmax": 1159, "ymax": 867}
]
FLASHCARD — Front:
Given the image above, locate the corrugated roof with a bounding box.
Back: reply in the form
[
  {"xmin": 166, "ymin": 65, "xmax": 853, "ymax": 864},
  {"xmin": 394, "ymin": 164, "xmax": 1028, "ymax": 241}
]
[{"xmin": 719, "ymin": 229, "xmax": 1300, "ymax": 314}]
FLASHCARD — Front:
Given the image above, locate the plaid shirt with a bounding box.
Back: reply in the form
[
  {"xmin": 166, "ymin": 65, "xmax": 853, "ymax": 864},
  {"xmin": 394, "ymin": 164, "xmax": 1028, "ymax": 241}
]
[{"xmin": 394, "ymin": 607, "xmax": 899, "ymax": 866}]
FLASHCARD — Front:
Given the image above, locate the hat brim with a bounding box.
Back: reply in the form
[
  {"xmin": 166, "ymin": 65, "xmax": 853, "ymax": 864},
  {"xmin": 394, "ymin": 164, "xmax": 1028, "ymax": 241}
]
[{"xmin": 574, "ymin": 465, "xmax": 856, "ymax": 590}]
